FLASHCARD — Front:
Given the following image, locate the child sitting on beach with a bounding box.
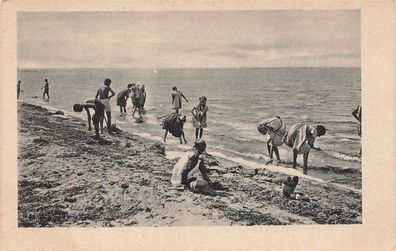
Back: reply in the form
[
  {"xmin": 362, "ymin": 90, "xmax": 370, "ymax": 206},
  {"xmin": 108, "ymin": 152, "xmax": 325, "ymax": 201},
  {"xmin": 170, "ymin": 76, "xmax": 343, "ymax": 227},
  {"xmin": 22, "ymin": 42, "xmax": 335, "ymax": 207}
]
[
  {"xmin": 73, "ymin": 99, "xmax": 105, "ymax": 139},
  {"xmin": 95, "ymin": 78, "xmax": 115, "ymax": 133},
  {"xmin": 282, "ymin": 176, "xmax": 309, "ymax": 201},
  {"xmin": 170, "ymin": 139, "xmax": 225, "ymax": 195},
  {"xmin": 257, "ymin": 116, "xmax": 287, "ymax": 165},
  {"xmin": 161, "ymin": 113, "xmax": 187, "ymax": 144},
  {"xmin": 283, "ymin": 123, "xmax": 326, "ymax": 174},
  {"xmin": 116, "ymin": 84, "xmax": 133, "ymax": 115},
  {"xmin": 191, "ymin": 96, "xmax": 208, "ymax": 139}
]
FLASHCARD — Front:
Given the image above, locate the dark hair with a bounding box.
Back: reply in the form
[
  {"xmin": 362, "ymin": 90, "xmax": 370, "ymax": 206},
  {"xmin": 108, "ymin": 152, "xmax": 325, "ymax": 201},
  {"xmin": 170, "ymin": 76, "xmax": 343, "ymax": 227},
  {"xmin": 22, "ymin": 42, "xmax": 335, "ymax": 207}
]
[
  {"xmin": 194, "ymin": 139, "xmax": 207, "ymax": 152},
  {"xmin": 45, "ymin": 78, "xmax": 48, "ymax": 82},
  {"xmin": 104, "ymin": 78, "xmax": 112, "ymax": 86},
  {"xmin": 73, "ymin": 104, "xmax": 83, "ymax": 112},
  {"xmin": 316, "ymin": 125, "xmax": 326, "ymax": 136},
  {"xmin": 172, "ymin": 86, "xmax": 177, "ymax": 91},
  {"xmin": 127, "ymin": 84, "xmax": 133, "ymax": 88}
]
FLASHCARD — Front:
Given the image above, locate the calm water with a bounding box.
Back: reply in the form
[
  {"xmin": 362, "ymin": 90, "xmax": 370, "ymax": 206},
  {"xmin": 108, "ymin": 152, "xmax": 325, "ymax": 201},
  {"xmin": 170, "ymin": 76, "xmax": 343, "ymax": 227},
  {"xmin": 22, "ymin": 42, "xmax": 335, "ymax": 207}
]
[{"xmin": 18, "ymin": 68, "xmax": 361, "ymax": 185}]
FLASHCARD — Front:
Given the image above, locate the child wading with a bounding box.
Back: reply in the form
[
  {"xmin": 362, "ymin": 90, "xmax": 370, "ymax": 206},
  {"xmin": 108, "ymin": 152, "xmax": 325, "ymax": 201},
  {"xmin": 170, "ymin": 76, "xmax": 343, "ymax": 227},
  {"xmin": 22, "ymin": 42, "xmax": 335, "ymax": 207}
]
[
  {"xmin": 116, "ymin": 84, "xmax": 132, "ymax": 115},
  {"xmin": 283, "ymin": 123, "xmax": 326, "ymax": 174},
  {"xmin": 17, "ymin": 80, "xmax": 21, "ymax": 99},
  {"xmin": 191, "ymin": 96, "xmax": 208, "ymax": 139},
  {"xmin": 73, "ymin": 99, "xmax": 105, "ymax": 139},
  {"xmin": 95, "ymin": 78, "xmax": 115, "ymax": 133},
  {"xmin": 257, "ymin": 116, "xmax": 287, "ymax": 164},
  {"xmin": 352, "ymin": 105, "xmax": 362, "ymax": 156},
  {"xmin": 41, "ymin": 78, "xmax": 50, "ymax": 100},
  {"xmin": 171, "ymin": 86, "xmax": 188, "ymax": 113}
]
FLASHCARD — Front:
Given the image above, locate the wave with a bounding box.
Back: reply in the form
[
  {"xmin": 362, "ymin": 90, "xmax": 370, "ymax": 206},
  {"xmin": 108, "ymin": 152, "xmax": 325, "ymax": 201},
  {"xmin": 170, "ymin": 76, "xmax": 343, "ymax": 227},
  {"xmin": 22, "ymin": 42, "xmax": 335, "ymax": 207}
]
[{"xmin": 323, "ymin": 150, "xmax": 361, "ymax": 163}]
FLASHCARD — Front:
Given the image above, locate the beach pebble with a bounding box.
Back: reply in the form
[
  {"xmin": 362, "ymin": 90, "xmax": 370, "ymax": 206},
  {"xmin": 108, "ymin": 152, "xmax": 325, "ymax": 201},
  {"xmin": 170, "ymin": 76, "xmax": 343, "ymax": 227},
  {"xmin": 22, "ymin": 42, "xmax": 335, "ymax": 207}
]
[
  {"xmin": 32, "ymin": 137, "xmax": 49, "ymax": 145},
  {"xmin": 64, "ymin": 197, "xmax": 77, "ymax": 203},
  {"xmin": 121, "ymin": 183, "xmax": 129, "ymax": 189},
  {"xmin": 147, "ymin": 143, "xmax": 165, "ymax": 155},
  {"xmin": 125, "ymin": 142, "xmax": 132, "ymax": 148}
]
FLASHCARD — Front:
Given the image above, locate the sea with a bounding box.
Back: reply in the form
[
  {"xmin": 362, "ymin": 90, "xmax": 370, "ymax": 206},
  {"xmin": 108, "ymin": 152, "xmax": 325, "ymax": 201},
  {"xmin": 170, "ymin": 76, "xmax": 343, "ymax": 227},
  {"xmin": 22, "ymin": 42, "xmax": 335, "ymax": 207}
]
[{"xmin": 18, "ymin": 67, "xmax": 362, "ymax": 189}]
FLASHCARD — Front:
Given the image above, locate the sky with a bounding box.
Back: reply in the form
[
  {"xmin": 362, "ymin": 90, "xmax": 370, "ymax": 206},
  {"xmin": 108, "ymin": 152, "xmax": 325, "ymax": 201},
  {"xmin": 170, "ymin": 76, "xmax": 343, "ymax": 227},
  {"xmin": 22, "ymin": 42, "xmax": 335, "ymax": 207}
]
[{"xmin": 17, "ymin": 10, "xmax": 360, "ymax": 68}]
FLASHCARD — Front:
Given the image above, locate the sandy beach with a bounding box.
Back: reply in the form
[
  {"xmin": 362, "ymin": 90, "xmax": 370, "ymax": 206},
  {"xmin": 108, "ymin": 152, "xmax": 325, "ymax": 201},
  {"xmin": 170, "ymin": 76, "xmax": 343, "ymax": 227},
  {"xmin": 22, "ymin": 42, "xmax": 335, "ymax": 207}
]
[{"xmin": 18, "ymin": 102, "xmax": 362, "ymax": 227}]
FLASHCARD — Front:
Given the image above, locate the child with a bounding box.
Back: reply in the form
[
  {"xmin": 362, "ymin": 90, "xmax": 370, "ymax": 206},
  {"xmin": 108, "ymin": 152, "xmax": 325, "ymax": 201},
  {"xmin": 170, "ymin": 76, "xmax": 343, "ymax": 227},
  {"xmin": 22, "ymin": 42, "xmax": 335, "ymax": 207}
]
[
  {"xmin": 191, "ymin": 96, "xmax": 208, "ymax": 139},
  {"xmin": 41, "ymin": 78, "xmax": 50, "ymax": 100},
  {"xmin": 170, "ymin": 139, "xmax": 225, "ymax": 195},
  {"xmin": 283, "ymin": 123, "xmax": 326, "ymax": 174},
  {"xmin": 352, "ymin": 105, "xmax": 362, "ymax": 155},
  {"xmin": 95, "ymin": 78, "xmax": 115, "ymax": 133},
  {"xmin": 17, "ymin": 80, "xmax": 21, "ymax": 99},
  {"xmin": 132, "ymin": 84, "xmax": 144, "ymax": 122},
  {"xmin": 171, "ymin": 86, "xmax": 188, "ymax": 113},
  {"xmin": 282, "ymin": 176, "xmax": 309, "ymax": 201},
  {"xmin": 162, "ymin": 113, "xmax": 187, "ymax": 144},
  {"xmin": 73, "ymin": 99, "xmax": 105, "ymax": 139},
  {"xmin": 116, "ymin": 84, "xmax": 132, "ymax": 115},
  {"xmin": 257, "ymin": 116, "xmax": 287, "ymax": 164}
]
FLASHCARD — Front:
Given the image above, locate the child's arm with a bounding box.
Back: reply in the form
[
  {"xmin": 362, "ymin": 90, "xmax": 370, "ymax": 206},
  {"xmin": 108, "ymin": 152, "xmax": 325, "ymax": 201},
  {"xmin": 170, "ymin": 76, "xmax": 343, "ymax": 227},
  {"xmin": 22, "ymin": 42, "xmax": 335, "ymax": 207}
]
[
  {"xmin": 108, "ymin": 87, "xmax": 115, "ymax": 99},
  {"xmin": 352, "ymin": 107, "xmax": 361, "ymax": 122},
  {"xmin": 181, "ymin": 93, "xmax": 189, "ymax": 102},
  {"xmin": 95, "ymin": 89, "xmax": 100, "ymax": 99}
]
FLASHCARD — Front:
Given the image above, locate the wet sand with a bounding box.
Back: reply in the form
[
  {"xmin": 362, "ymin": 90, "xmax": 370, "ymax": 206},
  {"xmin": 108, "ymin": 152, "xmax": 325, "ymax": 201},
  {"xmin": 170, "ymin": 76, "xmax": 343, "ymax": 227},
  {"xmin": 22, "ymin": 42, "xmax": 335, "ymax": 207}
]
[{"xmin": 18, "ymin": 102, "xmax": 362, "ymax": 227}]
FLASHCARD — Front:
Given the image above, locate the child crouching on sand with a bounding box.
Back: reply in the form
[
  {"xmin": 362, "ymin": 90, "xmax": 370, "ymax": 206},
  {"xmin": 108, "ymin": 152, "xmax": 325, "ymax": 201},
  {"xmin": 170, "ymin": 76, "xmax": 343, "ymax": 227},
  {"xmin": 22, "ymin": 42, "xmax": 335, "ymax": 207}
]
[
  {"xmin": 170, "ymin": 139, "xmax": 225, "ymax": 195},
  {"xmin": 73, "ymin": 99, "xmax": 105, "ymax": 139},
  {"xmin": 282, "ymin": 176, "xmax": 309, "ymax": 201}
]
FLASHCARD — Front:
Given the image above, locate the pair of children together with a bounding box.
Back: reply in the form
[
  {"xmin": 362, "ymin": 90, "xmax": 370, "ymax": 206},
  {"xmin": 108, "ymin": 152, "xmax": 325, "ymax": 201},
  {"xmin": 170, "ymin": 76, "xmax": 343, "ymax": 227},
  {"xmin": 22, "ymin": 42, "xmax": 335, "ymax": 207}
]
[{"xmin": 163, "ymin": 93, "xmax": 209, "ymax": 144}]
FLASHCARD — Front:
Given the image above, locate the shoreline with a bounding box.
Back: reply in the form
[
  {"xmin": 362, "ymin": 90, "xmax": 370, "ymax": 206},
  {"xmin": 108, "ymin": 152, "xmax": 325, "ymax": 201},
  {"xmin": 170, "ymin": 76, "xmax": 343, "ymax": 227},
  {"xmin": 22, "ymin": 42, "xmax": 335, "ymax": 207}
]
[{"xmin": 18, "ymin": 102, "xmax": 362, "ymax": 226}]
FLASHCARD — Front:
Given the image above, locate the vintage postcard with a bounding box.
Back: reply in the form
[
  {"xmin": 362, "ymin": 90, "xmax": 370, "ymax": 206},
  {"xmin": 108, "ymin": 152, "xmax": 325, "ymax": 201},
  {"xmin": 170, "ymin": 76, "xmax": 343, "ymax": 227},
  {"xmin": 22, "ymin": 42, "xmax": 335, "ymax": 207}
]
[{"xmin": 1, "ymin": 1, "xmax": 395, "ymax": 250}]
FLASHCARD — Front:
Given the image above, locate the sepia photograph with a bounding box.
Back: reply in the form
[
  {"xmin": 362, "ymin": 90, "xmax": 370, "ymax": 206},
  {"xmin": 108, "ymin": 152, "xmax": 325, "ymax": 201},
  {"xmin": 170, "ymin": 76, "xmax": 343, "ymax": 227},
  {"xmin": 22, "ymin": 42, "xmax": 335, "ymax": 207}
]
[{"xmin": 16, "ymin": 10, "xmax": 362, "ymax": 227}]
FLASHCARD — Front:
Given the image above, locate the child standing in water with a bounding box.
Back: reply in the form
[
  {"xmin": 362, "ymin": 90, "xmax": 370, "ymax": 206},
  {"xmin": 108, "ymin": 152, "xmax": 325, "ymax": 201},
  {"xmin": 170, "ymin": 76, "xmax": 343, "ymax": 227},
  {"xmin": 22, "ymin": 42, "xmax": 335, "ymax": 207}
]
[
  {"xmin": 116, "ymin": 84, "xmax": 132, "ymax": 115},
  {"xmin": 171, "ymin": 86, "xmax": 188, "ymax": 113},
  {"xmin": 17, "ymin": 80, "xmax": 21, "ymax": 99},
  {"xmin": 283, "ymin": 123, "xmax": 326, "ymax": 174},
  {"xmin": 352, "ymin": 105, "xmax": 362, "ymax": 156},
  {"xmin": 41, "ymin": 78, "xmax": 50, "ymax": 100},
  {"xmin": 95, "ymin": 78, "xmax": 115, "ymax": 133},
  {"xmin": 257, "ymin": 116, "xmax": 287, "ymax": 165},
  {"xmin": 192, "ymin": 96, "xmax": 208, "ymax": 139}
]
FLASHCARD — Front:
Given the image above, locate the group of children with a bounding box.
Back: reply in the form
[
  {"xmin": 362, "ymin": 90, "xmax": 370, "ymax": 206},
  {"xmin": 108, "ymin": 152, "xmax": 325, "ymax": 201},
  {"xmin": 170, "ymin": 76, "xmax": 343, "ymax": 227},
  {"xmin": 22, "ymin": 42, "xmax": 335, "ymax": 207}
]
[
  {"xmin": 73, "ymin": 79, "xmax": 147, "ymax": 139},
  {"xmin": 69, "ymin": 77, "xmax": 361, "ymax": 197}
]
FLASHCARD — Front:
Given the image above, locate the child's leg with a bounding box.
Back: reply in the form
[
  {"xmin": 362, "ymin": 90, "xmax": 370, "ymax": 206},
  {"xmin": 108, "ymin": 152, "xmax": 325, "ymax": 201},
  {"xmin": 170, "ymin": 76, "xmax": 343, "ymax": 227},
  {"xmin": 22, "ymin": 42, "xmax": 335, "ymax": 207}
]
[
  {"xmin": 266, "ymin": 141, "xmax": 272, "ymax": 156},
  {"xmin": 163, "ymin": 130, "xmax": 168, "ymax": 142},
  {"xmin": 195, "ymin": 128, "xmax": 199, "ymax": 139},
  {"xmin": 199, "ymin": 128, "xmax": 203, "ymax": 139},
  {"xmin": 123, "ymin": 106, "xmax": 126, "ymax": 113},
  {"xmin": 292, "ymin": 150, "xmax": 298, "ymax": 169},
  {"xmin": 182, "ymin": 131, "xmax": 187, "ymax": 143},
  {"xmin": 119, "ymin": 106, "xmax": 122, "ymax": 113},
  {"xmin": 100, "ymin": 115, "xmax": 104, "ymax": 133},
  {"xmin": 303, "ymin": 151, "xmax": 309, "ymax": 174},
  {"xmin": 274, "ymin": 146, "xmax": 280, "ymax": 161},
  {"xmin": 106, "ymin": 111, "xmax": 112, "ymax": 133}
]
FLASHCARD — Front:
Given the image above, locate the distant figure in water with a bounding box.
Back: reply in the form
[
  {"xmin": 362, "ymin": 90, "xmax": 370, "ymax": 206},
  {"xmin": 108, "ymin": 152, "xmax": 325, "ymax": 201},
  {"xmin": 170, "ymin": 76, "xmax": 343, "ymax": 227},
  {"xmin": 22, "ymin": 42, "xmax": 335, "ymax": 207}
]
[
  {"xmin": 132, "ymin": 84, "xmax": 145, "ymax": 122},
  {"xmin": 41, "ymin": 78, "xmax": 50, "ymax": 100},
  {"xmin": 170, "ymin": 139, "xmax": 225, "ymax": 195},
  {"xmin": 17, "ymin": 80, "xmax": 21, "ymax": 99},
  {"xmin": 161, "ymin": 113, "xmax": 187, "ymax": 144},
  {"xmin": 283, "ymin": 123, "xmax": 326, "ymax": 174},
  {"xmin": 191, "ymin": 96, "xmax": 208, "ymax": 139},
  {"xmin": 73, "ymin": 99, "xmax": 105, "ymax": 139},
  {"xmin": 95, "ymin": 78, "xmax": 115, "ymax": 133},
  {"xmin": 116, "ymin": 84, "xmax": 133, "ymax": 115},
  {"xmin": 171, "ymin": 86, "xmax": 188, "ymax": 113},
  {"xmin": 352, "ymin": 105, "xmax": 362, "ymax": 155},
  {"xmin": 140, "ymin": 84, "xmax": 147, "ymax": 114},
  {"xmin": 257, "ymin": 116, "xmax": 287, "ymax": 164}
]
